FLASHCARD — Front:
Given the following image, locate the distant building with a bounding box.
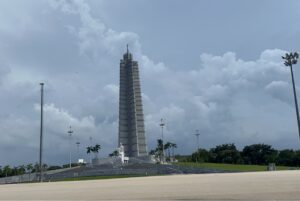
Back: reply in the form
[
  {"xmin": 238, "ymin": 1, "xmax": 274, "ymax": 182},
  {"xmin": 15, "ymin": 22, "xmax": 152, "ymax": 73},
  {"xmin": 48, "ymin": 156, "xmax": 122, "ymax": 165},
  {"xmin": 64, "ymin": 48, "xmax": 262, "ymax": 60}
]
[{"xmin": 118, "ymin": 46, "xmax": 148, "ymax": 157}]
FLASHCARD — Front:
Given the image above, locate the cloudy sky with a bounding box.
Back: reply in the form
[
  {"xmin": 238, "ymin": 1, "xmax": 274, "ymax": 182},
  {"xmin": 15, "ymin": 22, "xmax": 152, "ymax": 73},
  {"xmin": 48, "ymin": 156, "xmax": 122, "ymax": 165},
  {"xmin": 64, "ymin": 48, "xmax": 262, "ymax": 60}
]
[{"xmin": 1, "ymin": 0, "xmax": 300, "ymax": 166}]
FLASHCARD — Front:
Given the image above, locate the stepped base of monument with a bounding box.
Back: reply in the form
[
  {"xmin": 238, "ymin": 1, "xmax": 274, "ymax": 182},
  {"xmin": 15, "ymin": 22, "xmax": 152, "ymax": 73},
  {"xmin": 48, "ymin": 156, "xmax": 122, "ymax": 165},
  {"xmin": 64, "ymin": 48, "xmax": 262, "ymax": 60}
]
[
  {"xmin": 42, "ymin": 163, "xmax": 233, "ymax": 182},
  {"xmin": 91, "ymin": 157, "xmax": 122, "ymax": 166},
  {"xmin": 91, "ymin": 155, "xmax": 155, "ymax": 166},
  {"xmin": 128, "ymin": 155, "xmax": 156, "ymax": 164}
]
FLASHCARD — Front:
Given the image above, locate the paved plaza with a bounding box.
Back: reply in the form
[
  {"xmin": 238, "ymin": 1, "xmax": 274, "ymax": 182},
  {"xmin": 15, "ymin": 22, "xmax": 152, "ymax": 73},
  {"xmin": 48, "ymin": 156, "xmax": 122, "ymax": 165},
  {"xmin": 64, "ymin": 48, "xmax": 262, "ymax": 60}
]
[{"xmin": 0, "ymin": 170, "xmax": 299, "ymax": 200}]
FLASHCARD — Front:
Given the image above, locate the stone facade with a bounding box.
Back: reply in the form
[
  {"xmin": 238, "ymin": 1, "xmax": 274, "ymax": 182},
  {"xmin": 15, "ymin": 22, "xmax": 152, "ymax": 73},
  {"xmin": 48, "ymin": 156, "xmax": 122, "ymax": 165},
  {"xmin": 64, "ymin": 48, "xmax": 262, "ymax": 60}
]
[{"xmin": 118, "ymin": 48, "xmax": 147, "ymax": 157}]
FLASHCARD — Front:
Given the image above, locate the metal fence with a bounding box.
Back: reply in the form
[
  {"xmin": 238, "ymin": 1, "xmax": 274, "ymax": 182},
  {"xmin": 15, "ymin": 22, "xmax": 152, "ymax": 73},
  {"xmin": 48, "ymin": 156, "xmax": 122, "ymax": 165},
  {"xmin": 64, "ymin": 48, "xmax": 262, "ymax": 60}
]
[{"xmin": 0, "ymin": 167, "xmax": 80, "ymax": 184}]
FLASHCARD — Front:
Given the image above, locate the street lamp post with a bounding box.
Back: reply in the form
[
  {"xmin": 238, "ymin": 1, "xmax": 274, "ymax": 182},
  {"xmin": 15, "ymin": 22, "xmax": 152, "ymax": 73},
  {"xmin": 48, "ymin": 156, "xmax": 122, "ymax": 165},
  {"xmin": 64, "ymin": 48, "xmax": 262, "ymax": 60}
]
[
  {"xmin": 159, "ymin": 118, "xmax": 165, "ymax": 163},
  {"xmin": 68, "ymin": 126, "xmax": 73, "ymax": 168},
  {"xmin": 39, "ymin": 83, "xmax": 44, "ymax": 182},
  {"xmin": 76, "ymin": 141, "xmax": 80, "ymax": 163},
  {"xmin": 194, "ymin": 130, "xmax": 200, "ymax": 151},
  {"xmin": 282, "ymin": 52, "xmax": 300, "ymax": 140},
  {"xmin": 194, "ymin": 130, "xmax": 200, "ymax": 163}
]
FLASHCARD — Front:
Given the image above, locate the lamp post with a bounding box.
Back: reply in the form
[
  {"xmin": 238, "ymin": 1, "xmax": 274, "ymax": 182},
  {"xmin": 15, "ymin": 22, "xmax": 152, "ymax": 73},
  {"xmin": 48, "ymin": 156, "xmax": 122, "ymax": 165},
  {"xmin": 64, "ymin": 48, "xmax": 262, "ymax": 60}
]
[
  {"xmin": 68, "ymin": 126, "xmax": 73, "ymax": 168},
  {"xmin": 76, "ymin": 141, "xmax": 80, "ymax": 163},
  {"xmin": 194, "ymin": 130, "xmax": 200, "ymax": 163},
  {"xmin": 282, "ymin": 52, "xmax": 300, "ymax": 140},
  {"xmin": 39, "ymin": 83, "xmax": 44, "ymax": 182},
  {"xmin": 159, "ymin": 118, "xmax": 165, "ymax": 163},
  {"xmin": 194, "ymin": 130, "xmax": 200, "ymax": 151}
]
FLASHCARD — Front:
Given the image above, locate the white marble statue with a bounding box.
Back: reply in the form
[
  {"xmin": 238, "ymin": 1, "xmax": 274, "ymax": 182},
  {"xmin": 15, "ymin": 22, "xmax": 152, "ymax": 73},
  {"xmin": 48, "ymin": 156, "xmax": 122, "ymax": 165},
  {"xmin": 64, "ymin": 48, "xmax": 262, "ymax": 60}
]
[{"xmin": 118, "ymin": 143, "xmax": 128, "ymax": 164}]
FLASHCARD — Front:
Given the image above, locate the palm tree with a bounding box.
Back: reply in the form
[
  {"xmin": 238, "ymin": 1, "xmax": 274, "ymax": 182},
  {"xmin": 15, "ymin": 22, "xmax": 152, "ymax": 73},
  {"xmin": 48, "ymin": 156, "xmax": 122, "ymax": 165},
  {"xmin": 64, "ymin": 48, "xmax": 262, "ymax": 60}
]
[
  {"xmin": 87, "ymin": 144, "xmax": 101, "ymax": 159},
  {"xmin": 164, "ymin": 142, "xmax": 172, "ymax": 160},
  {"xmin": 157, "ymin": 139, "xmax": 163, "ymax": 151},
  {"xmin": 92, "ymin": 144, "xmax": 101, "ymax": 158},
  {"xmin": 156, "ymin": 139, "xmax": 163, "ymax": 162},
  {"xmin": 86, "ymin": 146, "xmax": 93, "ymax": 162},
  {"xmin": 86, "ymin": 146, "xmax": 93, "ymax": 154},
  {"xmin": 170, "ymin": 143, "xmax": 177, "ymax": 159},
  {"xmin": 94, "ymin": 144, "xmax": 101, "ymax": 152}
]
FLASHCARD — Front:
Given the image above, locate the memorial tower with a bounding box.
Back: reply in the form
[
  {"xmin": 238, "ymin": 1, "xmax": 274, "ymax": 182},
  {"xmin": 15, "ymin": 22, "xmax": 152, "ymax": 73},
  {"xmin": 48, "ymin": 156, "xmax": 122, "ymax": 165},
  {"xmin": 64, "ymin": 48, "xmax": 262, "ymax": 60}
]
[{"xmin": 118, "ymin": 46, "xmax": 147, "ymax": 157}]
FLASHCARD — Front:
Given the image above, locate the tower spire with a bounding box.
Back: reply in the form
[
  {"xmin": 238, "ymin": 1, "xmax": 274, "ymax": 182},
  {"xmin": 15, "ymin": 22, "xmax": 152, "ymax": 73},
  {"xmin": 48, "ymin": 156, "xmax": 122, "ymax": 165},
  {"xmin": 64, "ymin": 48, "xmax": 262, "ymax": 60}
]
[{"xmin": 126, "ymin": 44, "xmax": 129, "ymax": 54}]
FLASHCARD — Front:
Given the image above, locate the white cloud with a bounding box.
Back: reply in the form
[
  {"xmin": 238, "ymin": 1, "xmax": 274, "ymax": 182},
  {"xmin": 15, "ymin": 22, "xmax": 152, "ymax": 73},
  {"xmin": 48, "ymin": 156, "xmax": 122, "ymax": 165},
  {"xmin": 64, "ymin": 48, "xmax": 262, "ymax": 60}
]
[
  {"xmin": 35, "ymin": 103, "xmax": 96, "ymax": 131},
  {"xmin": 265, "ymin": 81, "xmax": 292, "ymax": 104}
]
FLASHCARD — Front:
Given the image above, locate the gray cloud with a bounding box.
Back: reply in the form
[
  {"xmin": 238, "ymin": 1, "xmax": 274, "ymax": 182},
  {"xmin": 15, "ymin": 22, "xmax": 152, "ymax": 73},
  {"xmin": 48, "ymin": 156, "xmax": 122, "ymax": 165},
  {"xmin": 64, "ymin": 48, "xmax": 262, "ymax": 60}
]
[
  {"xmin": 0, "ymin": 0, "xmax": 299, "ymax": 166},
  {"xmin": 0, "ymin": 58, "xmax": 10, "ymax": 85}
]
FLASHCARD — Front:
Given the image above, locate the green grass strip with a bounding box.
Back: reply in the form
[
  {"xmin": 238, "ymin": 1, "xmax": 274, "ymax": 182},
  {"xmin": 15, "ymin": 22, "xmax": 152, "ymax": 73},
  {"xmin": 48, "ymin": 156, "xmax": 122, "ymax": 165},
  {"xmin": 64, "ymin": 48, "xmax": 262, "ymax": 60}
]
[{"xmin": 175, "ymin": 162, "xmax": 300, "ymax": 172}]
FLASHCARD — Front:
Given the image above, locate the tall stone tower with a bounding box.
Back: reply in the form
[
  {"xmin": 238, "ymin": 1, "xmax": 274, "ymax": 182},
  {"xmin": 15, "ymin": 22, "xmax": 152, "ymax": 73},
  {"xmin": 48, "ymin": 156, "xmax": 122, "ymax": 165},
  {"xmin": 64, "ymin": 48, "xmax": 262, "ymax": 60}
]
[{"xmin": 118, "ymin": 46, "xmax": 148, "ymax": 157}]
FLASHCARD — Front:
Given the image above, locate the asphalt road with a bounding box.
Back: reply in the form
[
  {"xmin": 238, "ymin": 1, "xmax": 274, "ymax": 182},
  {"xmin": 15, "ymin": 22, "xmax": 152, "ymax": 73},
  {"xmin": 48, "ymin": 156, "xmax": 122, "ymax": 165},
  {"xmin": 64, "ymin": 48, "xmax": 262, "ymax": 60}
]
[{"xmin": 0, "ymin": 170, "xmax": 299, "ymax": 200}]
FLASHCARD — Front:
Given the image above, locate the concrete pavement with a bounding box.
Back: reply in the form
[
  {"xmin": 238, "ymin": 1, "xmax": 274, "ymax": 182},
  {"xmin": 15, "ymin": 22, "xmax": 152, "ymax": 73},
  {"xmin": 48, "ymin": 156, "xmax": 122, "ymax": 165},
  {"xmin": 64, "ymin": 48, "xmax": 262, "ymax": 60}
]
[{"xmin": 0, "ymin": 170, "xmax": 299, "ymax": 200}]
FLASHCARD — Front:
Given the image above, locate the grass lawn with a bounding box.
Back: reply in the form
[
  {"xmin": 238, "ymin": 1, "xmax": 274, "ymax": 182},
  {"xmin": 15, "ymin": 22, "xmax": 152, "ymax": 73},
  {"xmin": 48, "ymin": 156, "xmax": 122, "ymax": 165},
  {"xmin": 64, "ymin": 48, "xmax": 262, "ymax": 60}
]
[{"xmin": 175, "ymin": 162, "xmax": 300, "ymax": 172}]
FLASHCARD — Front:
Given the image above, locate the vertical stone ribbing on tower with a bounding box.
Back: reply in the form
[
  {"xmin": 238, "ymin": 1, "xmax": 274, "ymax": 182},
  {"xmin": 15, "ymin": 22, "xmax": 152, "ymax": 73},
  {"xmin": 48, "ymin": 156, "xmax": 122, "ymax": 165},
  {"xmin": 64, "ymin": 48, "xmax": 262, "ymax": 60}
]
[{"xmin": 118, "ymin": 49, "xmax": 147, "ymax": 157}]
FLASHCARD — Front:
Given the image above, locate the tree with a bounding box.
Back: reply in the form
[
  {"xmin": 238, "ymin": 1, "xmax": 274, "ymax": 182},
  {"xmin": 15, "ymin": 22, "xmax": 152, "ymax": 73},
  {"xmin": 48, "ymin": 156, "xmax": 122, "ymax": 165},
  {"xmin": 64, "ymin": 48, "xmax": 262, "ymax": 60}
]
[
  {"xmin": 86, "ymin": 146, "xmax": 93, "ymax": 154},
  {"xmin": 170, "ymin": 143, "xmax": 177, "ymax": 159},
  {"xmin": 87, "ymin": 144, "xmax": 101, "ymax": 159},
  {"xmin": 3, "ymin": 165, "xmax": 12, "ymax": 177},
  {"xmin": 47, "ymin": 166, "xmax": 62, "ymax": 171},
  {"xmin": 33, "ymin": 163, "xmax": 40, "ymax": 173},
  {"xmin": 209, "ymin": 144, "xmax": 241, "ymax": 164},
  {"xmin": 277, "ymin": 149, "xmax": 296, "ymax": 166},
  {"xmin": 157, "ymin": 139, "xmax": 164, "ymax": 161},
  {"xmin": 242, "ymin": 144, "xmax": 277, "ymax": 165},
  {"xmin": 191, "ymin": 148, "xmax": 209, "ymax": 163},
  {"xmin": 164, "ymin": 142, "xmax": 172, "ymax": 160},
  {"xmin": 294, "ymin": 150, "xmax": 300, "ymax": 166},
  {"xmin": 86, "ymin": 146, "xmax": 93, "ymax": 164},
  {"xmin": 150, "ymin": 139, "xmax": 164, "ymax": 162},
  {"xmin": 109, "ymin": 150, "xmax": 119, "ymax": 157},
  {"xmin": 11, "ymin": 167, "xmax": 18, "ymax": 176},
  {"xmin": 26, "ymin": 164, "xmax": 33, "ymax": 174},
  {"xmin": 157, "ymin": 139, "xmax": 163, "ymax": 151},
  {"xmin": 92, "ymin": 144, "xmax": 101, "ymax": 158},
  {"xmin": 149, "ymin": 149, "xmax": 156, "ymax": 155},
  {"xmin": 17, "ymin": 165, "xmax": 26, "ymax": 175}
]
